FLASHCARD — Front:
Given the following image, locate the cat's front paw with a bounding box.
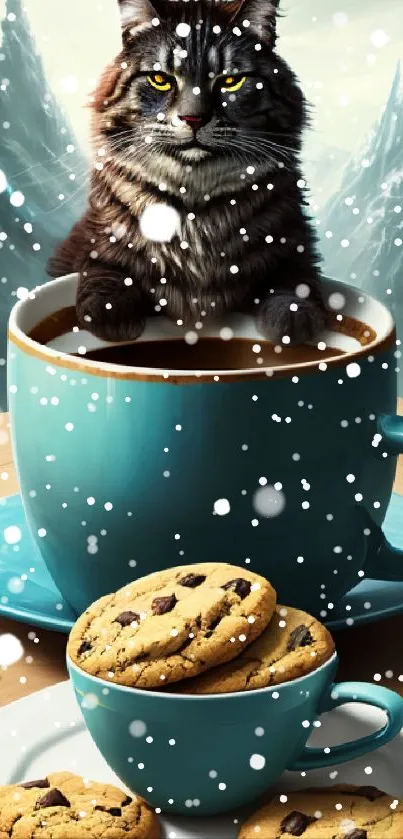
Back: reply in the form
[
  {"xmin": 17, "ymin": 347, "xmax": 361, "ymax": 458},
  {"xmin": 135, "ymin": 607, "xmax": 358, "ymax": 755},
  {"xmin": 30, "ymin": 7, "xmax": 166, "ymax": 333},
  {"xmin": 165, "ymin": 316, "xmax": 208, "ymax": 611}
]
[
  {"xmin": 257, "ymin": 291, "xmax": 328, "ymax": 345},
  {"xmin": 76, "ymin": 294, "xmax": 145, "ymax": 343}
]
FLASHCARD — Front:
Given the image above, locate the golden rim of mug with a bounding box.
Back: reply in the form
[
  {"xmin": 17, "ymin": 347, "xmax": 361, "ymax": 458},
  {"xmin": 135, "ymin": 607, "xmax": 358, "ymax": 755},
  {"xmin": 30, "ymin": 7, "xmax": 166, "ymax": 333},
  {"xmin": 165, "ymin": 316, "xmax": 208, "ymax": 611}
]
[
  {"xmin": 8, "ymin": 326, "xmax": 396, "ymax": 383},
  {"xmin": 67, "ymin": 650, "xmax": 338, "ymax": 700}
]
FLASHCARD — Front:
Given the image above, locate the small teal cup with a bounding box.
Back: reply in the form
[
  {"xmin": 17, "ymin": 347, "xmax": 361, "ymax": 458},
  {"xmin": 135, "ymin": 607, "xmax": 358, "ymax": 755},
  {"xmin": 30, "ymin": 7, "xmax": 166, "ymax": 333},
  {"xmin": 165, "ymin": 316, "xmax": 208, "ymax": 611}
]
[
  {"xmin": 7, "ymin": 274, "xmax": 403, "ymax": 616},
  {"xmin": 68, "ymin": 652, "xmax": 403, "ymax": 816}
]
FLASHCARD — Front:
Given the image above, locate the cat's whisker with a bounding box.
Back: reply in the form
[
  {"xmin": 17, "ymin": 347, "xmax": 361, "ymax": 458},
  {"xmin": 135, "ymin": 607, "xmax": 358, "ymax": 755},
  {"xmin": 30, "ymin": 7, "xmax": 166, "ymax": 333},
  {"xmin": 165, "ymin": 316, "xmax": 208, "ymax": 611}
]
[
  {"xmin": 250, "ymin": 138, "xmax": 297, "ymax": 158},
  {"xmin": 206, "ymin": 138, "xmax": 265, "ymax": 170},
  {"xmin": 248, "ymin": 128, "xmax": 300, "ymax": 144},
  {"xmin": 214, "ymin": 125, "xmax": 298, "ymax": 151},
  {"xmin": 213, "ymin": 135, "xmax": 278, "ymax": 164},
  {"xmin": 236, "ymin": 132, "xmax": 296, "ymax": 154},
  {"xmin": 211, "ymin": 128, "xmax": 297, "ymax": 162},
  {"xmin": 228, "ymin": 137, "xmax": 295, "ymax": 166}
]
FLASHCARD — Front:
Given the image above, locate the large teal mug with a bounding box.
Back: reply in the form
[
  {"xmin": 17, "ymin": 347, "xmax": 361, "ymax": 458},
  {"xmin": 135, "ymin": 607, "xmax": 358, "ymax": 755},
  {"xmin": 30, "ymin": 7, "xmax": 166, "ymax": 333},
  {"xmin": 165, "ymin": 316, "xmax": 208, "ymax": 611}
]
[
  {"xmin": 68, "ymin": 652, "xmax": 403, "ymax": 816},
  {"xmin": 7, "ymin": 274, "xmax": 403, "ymax": 616}
]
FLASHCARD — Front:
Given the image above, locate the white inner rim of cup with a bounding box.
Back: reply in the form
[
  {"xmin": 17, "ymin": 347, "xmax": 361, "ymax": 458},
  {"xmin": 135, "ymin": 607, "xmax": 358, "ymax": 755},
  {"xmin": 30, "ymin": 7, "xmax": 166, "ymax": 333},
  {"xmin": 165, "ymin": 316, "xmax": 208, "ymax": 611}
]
[
  {"xmin": 9, "ymin": 273, "xmax": 394, "ymax": 377},
  {"xmin": 67, "ymin": 651, "xmax": 338, "ymax": 700}
]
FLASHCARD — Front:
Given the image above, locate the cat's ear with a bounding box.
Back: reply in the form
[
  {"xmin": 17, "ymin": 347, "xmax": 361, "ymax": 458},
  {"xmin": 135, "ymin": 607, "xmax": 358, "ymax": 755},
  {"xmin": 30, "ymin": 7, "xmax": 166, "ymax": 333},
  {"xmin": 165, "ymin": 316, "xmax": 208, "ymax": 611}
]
[
  {"xmin": 219, "ymin": 0, "xmax": 280, "ymax": 42},
  {"xmin": 117, "ymin": 0, "xmax": 166, "ymax": 27}
]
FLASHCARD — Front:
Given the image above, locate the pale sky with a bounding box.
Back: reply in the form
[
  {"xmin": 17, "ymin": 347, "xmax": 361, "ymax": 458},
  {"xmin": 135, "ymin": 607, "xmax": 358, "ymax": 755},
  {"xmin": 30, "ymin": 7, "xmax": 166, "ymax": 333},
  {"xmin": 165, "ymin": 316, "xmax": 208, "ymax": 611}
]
[{"xmin": 2, "ymin": 0, "xmax": 403, "ymax": 157}]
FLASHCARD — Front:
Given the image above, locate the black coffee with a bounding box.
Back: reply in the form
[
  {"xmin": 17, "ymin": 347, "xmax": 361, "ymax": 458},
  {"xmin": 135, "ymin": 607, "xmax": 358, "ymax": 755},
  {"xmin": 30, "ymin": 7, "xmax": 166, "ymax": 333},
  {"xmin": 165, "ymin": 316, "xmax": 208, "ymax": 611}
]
[
  {"xmin": 77, "ymin": 337, "xmax": 345, "ymax": 370},
  {"xmin": 28, "ymin": 304, "xmax": 375, "ymax": 370}
]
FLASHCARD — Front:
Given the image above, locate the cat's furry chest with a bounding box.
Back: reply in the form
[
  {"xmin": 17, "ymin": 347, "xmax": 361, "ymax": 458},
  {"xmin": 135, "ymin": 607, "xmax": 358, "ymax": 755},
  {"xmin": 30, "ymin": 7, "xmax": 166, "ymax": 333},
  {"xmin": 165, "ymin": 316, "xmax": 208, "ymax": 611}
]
[
  {"xmin": 152, "ymin": 213, "xmax": 219, "ymax": 285},
  {"xmin": 140, "ymin": 206, "xmax": 255, "ymax": 320}
]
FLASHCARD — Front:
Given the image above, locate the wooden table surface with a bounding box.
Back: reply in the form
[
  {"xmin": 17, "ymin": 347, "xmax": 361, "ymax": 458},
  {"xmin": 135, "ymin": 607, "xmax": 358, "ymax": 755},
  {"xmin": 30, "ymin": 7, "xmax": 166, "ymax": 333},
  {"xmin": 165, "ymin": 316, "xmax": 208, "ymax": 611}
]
[{"xmin": 1, "ymin": 407, "xmax": 403, "ymax": 708}]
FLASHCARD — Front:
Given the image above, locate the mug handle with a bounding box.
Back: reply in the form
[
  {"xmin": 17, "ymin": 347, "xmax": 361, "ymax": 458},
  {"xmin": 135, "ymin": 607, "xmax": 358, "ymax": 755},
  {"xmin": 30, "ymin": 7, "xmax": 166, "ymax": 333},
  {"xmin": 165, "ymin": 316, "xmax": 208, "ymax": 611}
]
[
  {"xmin": 288, "ymin": 681, "xmax": 403, "ymax": 771},
  {"xmin": 361, "ymin": 413, "xmax": 403, "ymax": 580},
  {"xmin": 377, "ymin": 414, "xmax": 403, "ymax": 456}
]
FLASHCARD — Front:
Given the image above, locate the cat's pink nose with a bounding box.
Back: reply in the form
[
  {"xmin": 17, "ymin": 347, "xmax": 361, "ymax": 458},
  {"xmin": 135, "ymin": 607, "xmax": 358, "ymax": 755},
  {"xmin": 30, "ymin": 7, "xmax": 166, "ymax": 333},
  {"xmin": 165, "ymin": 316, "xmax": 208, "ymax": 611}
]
[{"xmin": 178, "ymin": 114, "xmax": 205, "ymax": 128}]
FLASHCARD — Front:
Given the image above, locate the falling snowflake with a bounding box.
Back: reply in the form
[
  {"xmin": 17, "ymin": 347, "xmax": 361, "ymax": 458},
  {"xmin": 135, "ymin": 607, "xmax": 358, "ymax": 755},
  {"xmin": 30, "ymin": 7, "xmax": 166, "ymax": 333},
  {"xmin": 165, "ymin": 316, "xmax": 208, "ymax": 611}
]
[
  {"xmin": 139, "ymin": 204, "xmax": 180, "ymax": 242},
  {"xmin": 370, "ymin": 29, "xmax": 390, "ymax": 49},
  {"xmin": 253, "ymin": 486, "xmax": 286, "ymax": 518},
  {"xmin": 4, "ymin": 525, "xmax": 22, "ymax": 544},
  {"xmin": 250, "ymin": 754, "xmax": 266, "ymax": 770},
  {"xmin": 10, "ymin": 190, "xmax": 25, "ymax": 207},
  {"xmin": 0, "ymin": 634, "xmax": 24, "ymax": 667},
  {"xmin": 129, "ymin": 720, "xmax": 147, "ymax": 737},
  {"xmin": 328, "ymin": 292, "xmax": 346, "ymax": 311},
  {"xmin": 214, "ymin": 498, "xmax": 231, "ymax": 516},
  {"xmin": 346, "ymin": 362, "xmax": 361, "ymax": 378},
  {"xmin": 81, "ymin": 693, "xmax": 99, "ymax": 710},
  {"xmin": 176, "ymin": 22, "xmax": 190, "ymax": 37}
]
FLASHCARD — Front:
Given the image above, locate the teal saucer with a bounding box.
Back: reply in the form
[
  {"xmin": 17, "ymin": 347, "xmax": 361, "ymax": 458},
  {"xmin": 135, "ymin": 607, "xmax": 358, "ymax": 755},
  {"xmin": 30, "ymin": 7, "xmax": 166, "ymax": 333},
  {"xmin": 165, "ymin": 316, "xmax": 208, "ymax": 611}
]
[
  {"xmin": 1, "ymin": 493, "xmax": 403, "ymax": 632},
  {"xmin": 0, "ymin": 494, "xmax": 76, "ymax": 630}
]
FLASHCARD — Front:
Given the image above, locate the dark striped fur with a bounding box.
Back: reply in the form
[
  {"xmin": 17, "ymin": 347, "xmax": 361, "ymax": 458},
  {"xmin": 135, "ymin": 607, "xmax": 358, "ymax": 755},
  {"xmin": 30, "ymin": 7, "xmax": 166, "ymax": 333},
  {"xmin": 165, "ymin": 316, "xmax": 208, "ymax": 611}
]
[{"xmin": 48, "ymin": 0, "xmax": 327, "ymax": 343}]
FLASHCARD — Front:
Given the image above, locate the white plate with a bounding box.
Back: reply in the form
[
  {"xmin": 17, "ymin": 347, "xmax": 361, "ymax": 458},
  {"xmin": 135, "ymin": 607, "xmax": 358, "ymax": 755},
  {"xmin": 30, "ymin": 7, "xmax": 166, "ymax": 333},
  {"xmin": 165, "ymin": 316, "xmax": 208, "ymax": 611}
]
[{"xmin": 1, "ymin": 681, "xmax": 403, "ymax": 837}]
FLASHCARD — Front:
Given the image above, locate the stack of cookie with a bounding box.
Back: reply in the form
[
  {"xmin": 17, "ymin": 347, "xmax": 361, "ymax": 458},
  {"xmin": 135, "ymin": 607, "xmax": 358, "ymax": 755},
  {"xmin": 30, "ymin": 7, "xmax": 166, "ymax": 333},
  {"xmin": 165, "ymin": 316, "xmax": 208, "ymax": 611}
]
[
  {"xmin": 68, "ymin": 561, "xmax": 335, "ymax": 692},
  {"xmin": 3, "ymin": 563, "xmax": 400, "ymax": 838}
]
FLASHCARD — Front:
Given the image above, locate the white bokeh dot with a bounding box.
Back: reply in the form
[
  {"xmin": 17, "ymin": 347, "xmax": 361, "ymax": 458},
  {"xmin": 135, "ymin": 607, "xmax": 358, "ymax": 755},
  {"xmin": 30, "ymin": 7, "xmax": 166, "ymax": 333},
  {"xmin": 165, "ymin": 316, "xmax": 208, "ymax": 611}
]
[
  {"xmin": 296, "ymin": 283, "xmax": 310, "ymax": 299},
  {"xmin": 7, "ymin": 577, "xmax": 25, "ymax": 595},
  {"xmin": 328, "ymin": 292, "xmax": 346, "ymax": 311},
  {"xmin": 250, "ymin": 754, "xmax": 266, "ymax": 770},
  {"xmin": 176, "ymin": 22, "xmax": 190, "ymax": 37},
  {"xmin": 346, "ymin": 362, "xmax": 361, "ymax": 378},
  {"xmin": 0, "ymin": 633, "xmax": 24, "ymax": 667},
  {"xmin": 253, "ymin": 485, "xmax": 286, "ymax": 518},
  {"xmin": 81, "ymin": 693, "xmax": 99, "ymax": 710},
  {"xmin": 129, "ymin": 720, "xmax": 147, "ymax": 738},
  {"xmin": 370, "ymin": 29, "xmax": 390, "ymax": 48},
  {"xmin": 220, "ymin": 327, "xmax": 234, "ymax": 342},
  {"xmin": 139, "ymin": 204, "xmax": 180, "ymax": 243},
  {"xmin": 4, "ymin": 525, "xmax": 22, "ymax": 545},
  {"xmin": 214, "ymin": 498, "xmax": 231, "ymax": 516},
  {"xmin": 10, "ymin": 191, "xmax": 25, "ymax": 207}
]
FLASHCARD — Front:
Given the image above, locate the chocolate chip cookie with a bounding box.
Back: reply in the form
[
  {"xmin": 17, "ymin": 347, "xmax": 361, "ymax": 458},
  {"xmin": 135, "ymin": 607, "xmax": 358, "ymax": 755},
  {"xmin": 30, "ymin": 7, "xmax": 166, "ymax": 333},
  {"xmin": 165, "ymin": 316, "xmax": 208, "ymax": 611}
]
[
  {"xmin": 68, "ymin": 563, "xmax": 276, "ymax": 689},
  {"xmin": 238, "ymin": 786, "xmax": 402, "ymax": 838},
  {"xmin": 172, "ymin": 605, "xmax": 334, "ymax": 693},
  {"xmin": 0, "ymin": 771, "xmax": 160, "ymax": 838}
]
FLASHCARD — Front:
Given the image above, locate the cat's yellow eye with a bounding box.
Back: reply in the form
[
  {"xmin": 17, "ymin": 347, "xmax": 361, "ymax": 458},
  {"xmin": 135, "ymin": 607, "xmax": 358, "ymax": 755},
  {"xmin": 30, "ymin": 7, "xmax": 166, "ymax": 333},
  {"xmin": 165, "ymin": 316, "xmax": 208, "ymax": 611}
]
[
  {"xmin": 220, "ymin": 75, "xmax": 247, "ymax": 92},
  {"xmin": 147, "ymin": 73, "xmax": 172, "ymax": 92}
]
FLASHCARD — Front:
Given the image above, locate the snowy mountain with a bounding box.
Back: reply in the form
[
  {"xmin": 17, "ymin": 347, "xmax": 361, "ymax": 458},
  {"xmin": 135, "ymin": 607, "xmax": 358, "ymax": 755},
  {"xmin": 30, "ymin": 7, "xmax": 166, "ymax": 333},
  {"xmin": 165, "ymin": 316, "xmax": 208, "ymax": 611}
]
[
  {"xmin": 320, "ymin": 61, "xmax": 403, "ymax": 389},
  {"xmin": 320, "ymin": 63, "xmax": 403, "ymax": 302},
  {"xmin": 0, "ymin": 0, "xmax": 88, "ymax": 408}
]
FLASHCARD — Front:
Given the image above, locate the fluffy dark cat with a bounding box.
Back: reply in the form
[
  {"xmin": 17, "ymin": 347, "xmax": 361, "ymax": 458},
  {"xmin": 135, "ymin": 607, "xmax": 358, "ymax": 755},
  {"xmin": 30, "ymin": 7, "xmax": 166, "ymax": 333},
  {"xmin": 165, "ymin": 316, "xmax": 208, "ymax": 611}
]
[{"xmin": 48, "ymin": 0, "xmax": 328, "ymax": 344}]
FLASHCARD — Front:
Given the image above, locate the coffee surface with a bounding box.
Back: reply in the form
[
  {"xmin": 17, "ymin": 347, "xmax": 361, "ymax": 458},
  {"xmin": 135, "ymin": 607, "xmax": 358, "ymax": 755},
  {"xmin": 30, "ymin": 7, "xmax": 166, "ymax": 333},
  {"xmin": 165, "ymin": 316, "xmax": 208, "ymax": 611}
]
[
  {"xmin": 78, "ymin": 338, "xmax": 345, "ymax": 370},
  {"xmin": 28, "ymin": 304, "xmax": 376, "ymax": 371}
]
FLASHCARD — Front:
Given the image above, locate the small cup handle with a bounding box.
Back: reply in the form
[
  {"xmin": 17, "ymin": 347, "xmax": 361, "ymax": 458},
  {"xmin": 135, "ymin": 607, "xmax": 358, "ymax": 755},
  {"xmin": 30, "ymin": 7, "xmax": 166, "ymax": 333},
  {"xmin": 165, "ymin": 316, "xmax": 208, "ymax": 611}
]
[{"xmin": 288, "ymin": 681, "xmax": 403, "ymax": 771}]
